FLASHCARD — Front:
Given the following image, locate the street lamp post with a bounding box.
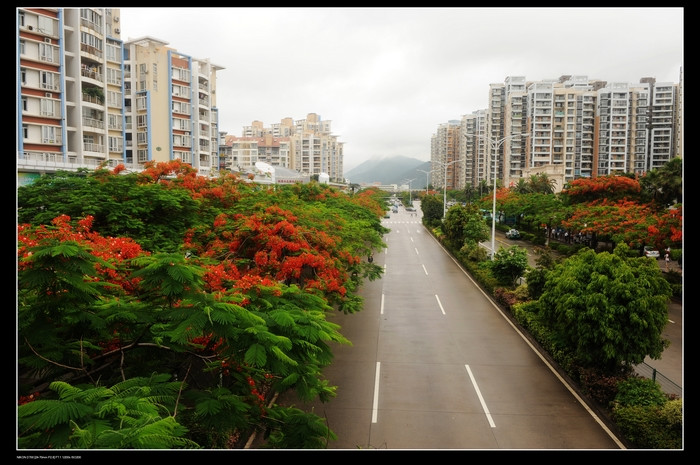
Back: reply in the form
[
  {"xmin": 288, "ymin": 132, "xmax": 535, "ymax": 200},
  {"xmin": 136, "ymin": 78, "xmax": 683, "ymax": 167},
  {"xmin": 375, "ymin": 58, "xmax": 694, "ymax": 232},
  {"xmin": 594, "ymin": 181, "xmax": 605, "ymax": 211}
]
[
  {"xmin": 437, "ymin": 159, "xmax": 463, "ymax": 218},
  {"xmin": 408, "ymin": 178, "xmax": 416, "ymax": 207},
  {"xmin": 468, "ymin": 133, "xmax": 529, "ymax": 260},
  {"xmin": 404, "ymin": 178, "xmax": 415, "ymax": 205},
  {"xmin": 417, "ymin": 169, "xmax": 432, "ymax": 195}
]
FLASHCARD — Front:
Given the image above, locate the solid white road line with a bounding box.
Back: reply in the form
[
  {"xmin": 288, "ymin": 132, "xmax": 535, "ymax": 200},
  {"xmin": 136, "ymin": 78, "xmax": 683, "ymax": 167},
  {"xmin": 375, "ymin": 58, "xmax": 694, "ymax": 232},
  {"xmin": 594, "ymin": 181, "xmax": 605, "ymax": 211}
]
[
  {"xmin": 435, "ymin": 294, "xmax": 446, "ymax": 315},
  {"xmin": 372, "ymin": 362, "xmax": 381, "ymax": 423},
  {"xmin": 465, "ymin": 364, "xmax": 496, "ymax": 428}
]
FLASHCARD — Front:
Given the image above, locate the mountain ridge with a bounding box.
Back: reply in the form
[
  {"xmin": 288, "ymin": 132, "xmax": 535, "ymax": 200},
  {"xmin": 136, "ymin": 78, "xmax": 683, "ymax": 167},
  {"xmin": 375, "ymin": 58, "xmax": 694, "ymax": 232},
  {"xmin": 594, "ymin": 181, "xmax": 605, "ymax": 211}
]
[{"xmin": 344, "ymin": 156, "xmax": 431, "ymax": 188}]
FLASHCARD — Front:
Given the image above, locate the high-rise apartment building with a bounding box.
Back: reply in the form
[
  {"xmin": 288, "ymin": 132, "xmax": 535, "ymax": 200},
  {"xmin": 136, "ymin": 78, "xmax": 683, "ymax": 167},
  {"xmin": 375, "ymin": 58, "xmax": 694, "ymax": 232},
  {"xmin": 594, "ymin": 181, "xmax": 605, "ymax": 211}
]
[
  {"xmin": 237, "ymin": 113, "xmax": 344, "ymax": 182},
  {"xmin": 674, "ymin": 67, "xmax": 683, "ymax": 160},
  {"xmin": 430, "ymin": 120, "xmax": 462, "ymax": 190},
  {"xmin": 17, "ymin": 7, "xmax": 223, "ymax": 185},
  {"xmin": 446, "ymin": 73, "xmax": 682, "ymax": 194},
  {"xmin": 502, "ymin": 76, "xmax": 528, "ymax": 185},
  {"xmin": 646, "ymin": 80, "xmax": 678, "ymax": 172},
  {"xmin": 595, "ymin": 81, "xmax": 650, "ymax": 176},
  {"xmin": 222, "ymin": 134, "xmax": 291, "ymax": 171},
  {"xmin": 18, "ymin": 8, "xmax": 123, "ymax": 185},
  {"xmin": 123, "ymin": 36, "xmax": 223, "ymax": 176}
]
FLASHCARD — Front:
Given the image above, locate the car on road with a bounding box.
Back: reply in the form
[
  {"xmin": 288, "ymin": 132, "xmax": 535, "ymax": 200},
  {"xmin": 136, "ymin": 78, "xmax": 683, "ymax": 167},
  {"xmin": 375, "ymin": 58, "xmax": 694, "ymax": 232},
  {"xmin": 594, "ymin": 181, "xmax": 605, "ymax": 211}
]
[
  {"xmin": 405, "ymin": 207, "xmax": 416, "ymax": 212},
  {"xmin": 644, "ymin": 246, "xmax": 660, "ymax": 258},
  {"xmin": 505, "ymin": 229, "xmax": 521, "ymax": 239},
  {"xmin": 383, "ymin": 212, "xmax": 391, "ymax": 219}
]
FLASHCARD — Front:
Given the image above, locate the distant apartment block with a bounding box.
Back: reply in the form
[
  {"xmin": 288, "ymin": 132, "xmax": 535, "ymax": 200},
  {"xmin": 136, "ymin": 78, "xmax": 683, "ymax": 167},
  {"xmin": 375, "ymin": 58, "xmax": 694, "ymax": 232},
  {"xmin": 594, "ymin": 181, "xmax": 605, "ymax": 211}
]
[
  {"xmin": 430, "ymin": 120, "xmax": 462, "ymax": 190},
  {"xmin": 234, "ymin": 113, "xmax": 344, "ymax": 182},
  {"xmin": 222, "ymin": 134, "xmax": 291, "ymax": 172},
  {"xmin": 434, "ymin": 72, "xmax": 683, "ymax": 193},
  {"xmin": 17, "ymin": 7, "xmax": 223, "ymax": 185}
]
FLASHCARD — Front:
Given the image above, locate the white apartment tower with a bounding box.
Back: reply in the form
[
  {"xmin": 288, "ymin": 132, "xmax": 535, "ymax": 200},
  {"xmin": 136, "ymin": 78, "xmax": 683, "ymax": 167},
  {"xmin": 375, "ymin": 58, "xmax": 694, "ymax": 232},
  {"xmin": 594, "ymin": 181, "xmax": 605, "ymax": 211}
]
[
  {"xmin": 123, "ymin": 37, "xmax": 223, "ymax": 176},
  {"xmin": 18, "ymin": 8, "xmax": 124, "ymax": 185},
  {"xmin": 430, "ymin": 120, "xmax": 462, "ymax": 190},
  {"xmin": 474, "ymin": 78, "xmax": 530, "ymax": 190},
  {"xmin": 486, "ymin": 83, "xmax": 506, "ymax": 188},
  {"xmin": 595, "ymin": 82, "xmax": 651, "ymax": 176},
  {"xmin": 460, "ymin": 110, "xmax": 488, "ymax": 189},
  {"xmin": 238, "ymin": 113, "xmax": 344, "ymax": 182},
  {"xmin": 17, "ymin": 7, "xmax": 223, "ymax": 184},
  {"xmin": 647, "ymin": 81, "xmax": 678, "ymax": 172},
  {"xmin": 452, "ymin": 74, "xmax": 680, "ymax": 193},
  {"xmin": 502, "ymin": 76, "xmax": 529, "ymax": 187},
  {"xmin": 291, "ymin": 113, "xmax": 343, "ymax": 181}
]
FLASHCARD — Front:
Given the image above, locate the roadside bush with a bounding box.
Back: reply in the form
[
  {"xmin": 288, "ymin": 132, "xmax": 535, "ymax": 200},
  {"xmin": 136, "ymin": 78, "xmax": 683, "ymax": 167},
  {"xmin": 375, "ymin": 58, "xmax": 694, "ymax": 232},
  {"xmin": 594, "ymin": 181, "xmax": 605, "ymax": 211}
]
[
  {"xmin": 663, "ymin": 270, "xmax": 682, "ymax": 299},
  {"xmin": 577, "ymin": 366, "xmax": 633, "ymax": 408},
  {"xmin": 524, "ymin": 267, "xmax": 548, "ymax": 300},
  {"xmin": 669, "ymin": 248, "xmax": 682, "ymax": 262},
  {"xmin": 525, "ymin": 232, "xmax": 546, "ymax": 245},
  {"xmin": 612, "ymin": 399, "xmax": 683, "ymax": 449},
  {"xmin": 493, "ymin": 287, "xmax": 519, "ymax": 310},
  {"xmin": 614, "ymin": 377, "xmax": 668, "ymax": 407},
  {"xmin": 513, "ymin": 283, "xmax": 529, "ymax": 302},
  {"xmin": 460, "ymin": 242, "xmax": 489, "ymax": 262}
]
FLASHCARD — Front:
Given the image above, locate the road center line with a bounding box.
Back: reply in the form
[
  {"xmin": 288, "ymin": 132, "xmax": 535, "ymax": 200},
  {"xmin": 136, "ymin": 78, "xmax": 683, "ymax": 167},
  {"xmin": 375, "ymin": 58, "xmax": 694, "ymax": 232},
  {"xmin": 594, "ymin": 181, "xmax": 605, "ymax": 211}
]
[
  {"xmin": 372, "ymin": 362, "xmax": 381, "ymax": 423},
  {"xmin": 434, "ymin": 294, "xmax": 446, "ymax": 315},
  {"xmin": 415, "ymin": 247, "xmax": 419, "ymax": 255},
  {"xmin": 422, "ymin": 264, "xmax": 428, "ymax": 275},
  {"xmin": 381, "ymin": 293, "xmax": 385, "ymax": 315},
  {"xmin": 465, "ymin": 364, "xmax": 496, "ymax": 428}
]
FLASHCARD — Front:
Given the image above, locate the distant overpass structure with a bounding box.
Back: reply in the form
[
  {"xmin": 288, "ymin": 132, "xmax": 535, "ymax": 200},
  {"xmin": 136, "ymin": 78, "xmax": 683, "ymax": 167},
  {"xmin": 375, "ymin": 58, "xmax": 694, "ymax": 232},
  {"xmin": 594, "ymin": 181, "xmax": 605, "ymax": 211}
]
[{"xmin": 357, "ymin": 184, "xmax": 399, "ymax": 192}]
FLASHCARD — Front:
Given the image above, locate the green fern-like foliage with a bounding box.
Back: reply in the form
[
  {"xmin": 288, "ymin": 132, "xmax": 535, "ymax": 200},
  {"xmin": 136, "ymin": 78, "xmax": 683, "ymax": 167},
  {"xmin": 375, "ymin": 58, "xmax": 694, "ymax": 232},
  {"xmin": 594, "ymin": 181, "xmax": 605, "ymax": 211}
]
[
  {"xmin": 262, "ymin": 404, "xmax": 337, "ymax": 449},
  {"xmin": 18, "ymin": 376, "xmax": 200, "ymax": 449}
]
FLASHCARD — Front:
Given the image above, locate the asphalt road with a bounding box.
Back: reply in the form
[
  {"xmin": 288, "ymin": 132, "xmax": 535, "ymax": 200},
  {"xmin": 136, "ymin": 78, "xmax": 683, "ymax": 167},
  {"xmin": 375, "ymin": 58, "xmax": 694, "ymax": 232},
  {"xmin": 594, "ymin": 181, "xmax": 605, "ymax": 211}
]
[{"xmin": 276, "ymin": 206, "xmax": 625, "ymax": 450}]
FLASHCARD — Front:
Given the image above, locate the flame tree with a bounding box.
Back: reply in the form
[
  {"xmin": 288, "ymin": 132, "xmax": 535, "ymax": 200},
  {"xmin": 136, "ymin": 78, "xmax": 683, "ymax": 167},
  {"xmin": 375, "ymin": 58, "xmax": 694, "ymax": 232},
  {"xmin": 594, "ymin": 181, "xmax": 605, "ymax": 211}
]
[{"xmin": 17, "ymin": 162, "xmax": 388, "ymax": 449}]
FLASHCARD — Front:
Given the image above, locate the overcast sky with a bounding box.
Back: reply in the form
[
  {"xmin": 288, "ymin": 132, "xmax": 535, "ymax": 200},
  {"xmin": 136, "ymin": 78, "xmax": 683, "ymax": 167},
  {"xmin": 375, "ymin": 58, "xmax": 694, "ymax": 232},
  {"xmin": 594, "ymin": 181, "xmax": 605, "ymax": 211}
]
[{"xmin": 119, "ymin": 7, "xmax": 684, "ymax": 172}]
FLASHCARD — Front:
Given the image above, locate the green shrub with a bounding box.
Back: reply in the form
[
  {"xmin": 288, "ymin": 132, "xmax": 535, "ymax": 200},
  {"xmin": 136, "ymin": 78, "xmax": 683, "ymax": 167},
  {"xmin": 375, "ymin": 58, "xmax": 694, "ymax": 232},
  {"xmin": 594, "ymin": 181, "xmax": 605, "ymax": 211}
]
[
  {"xmin": 669, "ymin": 249, "xmax": 682, "ymax": 262},
  {"xmin": 614, "ymin": 377, "xmax": 668, "ymax": 407},
  {"xmin": 513, "ymin": 283, "xmax": 529, "ymax": 301},
  {"xmin": 612, "ymin": 401, "xmax": 683, "ymax": 449},
  {"xmin": 493, "ymin": 287, "xmax": 519, "ymax": 310},
  {"xmin": 460, "ymin": 242, "xmax": 489, "ymax": 262},
  {"xmin": 578, "ymin": 367, "xmax": 632, "ymax": 408}
]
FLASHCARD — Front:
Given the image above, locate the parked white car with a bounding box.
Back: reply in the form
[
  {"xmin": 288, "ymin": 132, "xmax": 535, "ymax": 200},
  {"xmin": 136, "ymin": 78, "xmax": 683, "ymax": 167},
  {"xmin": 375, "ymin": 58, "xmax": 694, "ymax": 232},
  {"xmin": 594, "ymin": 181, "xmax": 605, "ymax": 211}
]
[
  {"xmin": 505, "ymin": 229, "xmax": 521, "ymax": 239},
  {"xmin": 644, "ymin": 246, "xmax": 660, "ymax": 258}
]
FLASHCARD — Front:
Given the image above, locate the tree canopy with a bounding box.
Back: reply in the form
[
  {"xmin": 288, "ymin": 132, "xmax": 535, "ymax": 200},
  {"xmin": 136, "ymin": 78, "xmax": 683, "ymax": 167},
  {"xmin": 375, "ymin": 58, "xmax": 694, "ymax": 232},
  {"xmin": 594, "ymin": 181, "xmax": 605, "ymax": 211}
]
[
  {"xmin": 17, "ymin": 161, "xmax": 389, "ymax": 449},
  {"xmin": 537, "ymin": 244, "xmax": 671, "ymax": 372}
]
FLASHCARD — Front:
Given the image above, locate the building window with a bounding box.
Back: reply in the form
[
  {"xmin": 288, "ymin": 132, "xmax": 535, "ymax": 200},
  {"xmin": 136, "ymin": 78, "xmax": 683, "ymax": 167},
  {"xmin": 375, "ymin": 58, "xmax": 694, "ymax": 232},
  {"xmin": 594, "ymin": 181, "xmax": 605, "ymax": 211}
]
[
  {"xmin": 42, "ymin": 125, "xmax": 60, "ymax": 144},
  {"xmin": 37, "ymin": 14, "xmax": 55, "ymax": 36},
  {"xmin": 41, "ymin": 98, "xmax": 56, "ymax": 117},
  {"xmin": 39, "ymin": 43, "xmax": 57, "ymax": 63},
  {"xmin": 40, "ymin": 71, "xmax": 57, "ymax": 91}
]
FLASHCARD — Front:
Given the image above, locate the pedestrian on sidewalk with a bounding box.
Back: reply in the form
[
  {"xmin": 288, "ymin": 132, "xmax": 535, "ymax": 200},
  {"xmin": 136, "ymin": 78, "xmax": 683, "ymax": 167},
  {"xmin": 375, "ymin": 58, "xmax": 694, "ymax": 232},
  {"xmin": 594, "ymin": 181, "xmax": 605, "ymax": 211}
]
[{"xmin": 664, "ymin": 252, "xmax": 670, "ymax": 271}]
